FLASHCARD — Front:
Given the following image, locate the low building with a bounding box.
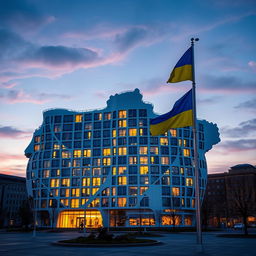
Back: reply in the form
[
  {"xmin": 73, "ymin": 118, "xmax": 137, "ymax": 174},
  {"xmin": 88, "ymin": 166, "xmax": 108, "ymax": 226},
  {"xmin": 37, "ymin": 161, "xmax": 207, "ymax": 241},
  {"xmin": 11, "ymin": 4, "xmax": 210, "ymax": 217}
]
[
  {"xmin": 0, "ymin": 174, "xmax": 28, "ymax": 227},
  {"xmin": 25, "ymin": 88, "xmax": 220, "ymax": 229},
  {"xmin": 203, "ymin": 164, "xmax": 256, "ymax": 228}
]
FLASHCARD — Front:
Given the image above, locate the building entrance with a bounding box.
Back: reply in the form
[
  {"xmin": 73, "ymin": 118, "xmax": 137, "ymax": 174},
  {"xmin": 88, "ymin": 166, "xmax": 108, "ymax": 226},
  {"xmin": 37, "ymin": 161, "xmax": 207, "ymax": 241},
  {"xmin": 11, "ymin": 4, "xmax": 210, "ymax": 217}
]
[{"xmin": 57, "ymin": 210, "xmax": 103, "ymax": 228}]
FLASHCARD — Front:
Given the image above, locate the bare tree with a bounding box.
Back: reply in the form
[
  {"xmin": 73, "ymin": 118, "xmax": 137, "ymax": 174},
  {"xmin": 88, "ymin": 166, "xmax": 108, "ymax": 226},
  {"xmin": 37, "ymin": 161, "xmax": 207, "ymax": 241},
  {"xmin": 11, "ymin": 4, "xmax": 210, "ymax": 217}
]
[{"xmin": 226, "ymin": 175, "xmax": 256, "ymax": 235}]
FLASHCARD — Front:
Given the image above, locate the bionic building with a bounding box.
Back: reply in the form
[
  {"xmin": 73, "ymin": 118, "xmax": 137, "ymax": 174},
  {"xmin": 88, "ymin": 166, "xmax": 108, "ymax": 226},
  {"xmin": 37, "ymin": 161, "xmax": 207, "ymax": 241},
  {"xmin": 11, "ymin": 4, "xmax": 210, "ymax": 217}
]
[{"xmin": 25, "ymin": 89, "xmax": 220, "ymax": 228}]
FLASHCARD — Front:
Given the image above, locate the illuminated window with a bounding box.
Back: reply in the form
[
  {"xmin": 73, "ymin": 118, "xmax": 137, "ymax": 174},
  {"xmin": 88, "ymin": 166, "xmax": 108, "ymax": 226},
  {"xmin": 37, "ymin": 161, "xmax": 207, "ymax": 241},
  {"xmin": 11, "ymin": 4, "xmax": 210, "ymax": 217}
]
[
  {"xmin": 160, "ymin": 138, "xmax": 168, "ymax": 145},
  {"xmin": 186, "ymin": 178, "xmax": 193, "ymax": 186},
  {"xmin": 102, "ymin": 157, "xmax": 111, "ymax": 166},
  {"xmin": 112, "ymin": 139, "xmax": 117, "ymax": 146},
  {"xmin": 92, "ymin": 178, "xmax": 101, "ymax": 186},
  {"xmin": 34, "ymin": 136, "xmax": 40, "ymax": 143},
  {"xmin": 129, "ymin": 128, "xmax": 137, "ymax": 136},
  {"xmin": 50, "ymin": 178, "xmax": 59, "ymax": 187},
  {"xmin": 71, "ymin": 199, "xmax": 79, "ymax": 208},
  {"xmin": 118, "ymin": 110, "xmax": 127, "ymax": 118},
  {"xmin": 60, "ymin": 199, "xmax": 69, "ymax": 207},
  {"xmin": 103, "ymin": 148, "xmax": 111, "ymax": 156},
  {"xmin": 62, "ymin": 151, "xmax": 71, "ymax": 158},
  {"xmin": 161, "ymin": 157, "xmax": 169, "ymax": 165},
  {"xmin": 53, "ymin": 144, "xmax": 60, "ymax": 149},
  {"xmin": 140, "ymin": 157, "xmax": 148, "ymax": 164},
  {"xmin": 83, "ymin": 149, "xmax": 91, "ymax": 157},
  {"xmin": 129, "ymin": 156, "xmax": 137, "ymax": 164},
  {"xmin": 91, "ymin": 188, "xmax": 99, "ymax": 195},
  {"xmin": 112, "ymin": 167, "xmax": 117, "ymax": 175},
  {"xmin": 183, "ymin": 139, "xmax": 189, "ymax": 147},
  {"xmin": 170, "ymin": 129, "xmax": 177, "ymax": 137},
  {"xmin": 112, "ymin": 129, "xmax": 116, "ymax": 137},
  {"xmin": 91, "ymin": 198, "xmax": 100, "ymax": 207},
  {"xmin": 180, "ymin": 167, "xmax": 184, "ymax": 175},
  {"xmin": 172, "ymin": 187, "xmax": 180, "ymax": 196},
  {"xmin": 183, "ymin": 148, "xmax": 190, "ymax": 157},
  {"xmin": 117, "ymin": 197, "xmax": 127, "ymax": 207},
  {"xmin": 118, "ymin": 129, "xmax": 126, "ymax": 136},
  {"xmin": 140, "ymin": 186, "xmax": 148, "ymax": 195},
  {"xmin": 43, "ymin": 170, "xmax": 50, "ymax": 178},
  {"xmin": 93, "ymin": 158, "xmax": 101, "ymax": 166},
  {"xmin": 82, "ymin": 178, "xmax": 90, "ymax": 186},
  {"xmin": 118, "ymin": 147, "xmax": 127, "ymax": 155},
  {"xmin": 84, "ymin": 131, "xmax": 91, "ymax": 139},
  {"xmin": 140, "ymin": 176, "xmax": 149, "ymax": 185},
  {"xmin": 139, "ymin": 146, "xmax": 148, "ymax": 155},
  {"xmin": 73, "ymin": 150, "xmax": 82, "ymax": 158},
  {"xmin": 61, "ymin": 178, "xmax": 70, "ymax": 187},
  {"xmin": 75, "ymin": 114, "xmax": 82, "ymax": 122},
  {"xmin": 73, "ymin": 159, "xmax": 81, "ymax": 167},
  {"xmin": 71, "ymin": 188, "xmax": 80, "ymax": 197},
  {"xmin": 118, "ymin": 166, "xmax": 126, "ymax": 174},
  {"xmin": 150, "ymin": 146, "xmax": 158, "ymax": 154},
  {"xmin": 118, "ymin": 176, "xmax": 127, "ymax": 185},
  {"xmin": 34, "ymin": 145, "xmax": 40, "ymax": 151},
  {"xmin": 81, "ymin": 188, "xmax": 90, "ymax": 197},
  {"xmin": 140, "ymin": 166, "xmax": 148, "ymax": 175},
  {"xmin": 179, "ymin": 139, "xmax": 182, "ymax": 146},
  {"xmin": 118, "ymin": 120, "xmax": 127, "ymax": 127},
  {"xmin": 104, "ymin": 112, "xmax": 111, "ymax": 120},
  {"xmin": 60, "ymin": 188, "xmax": 69, "ymax": 197},
  {"xmin": 52, "ymin": 151, "xmax": 59, "ymax": 158}
]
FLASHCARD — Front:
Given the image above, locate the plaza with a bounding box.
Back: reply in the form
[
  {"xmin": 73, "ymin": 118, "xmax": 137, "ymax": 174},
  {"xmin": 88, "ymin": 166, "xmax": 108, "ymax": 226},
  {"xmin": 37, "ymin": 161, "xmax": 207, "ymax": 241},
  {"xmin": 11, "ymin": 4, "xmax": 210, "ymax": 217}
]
[{"xmin": 0, "ymin": 230, "xmax": 255, "ymax": 256}]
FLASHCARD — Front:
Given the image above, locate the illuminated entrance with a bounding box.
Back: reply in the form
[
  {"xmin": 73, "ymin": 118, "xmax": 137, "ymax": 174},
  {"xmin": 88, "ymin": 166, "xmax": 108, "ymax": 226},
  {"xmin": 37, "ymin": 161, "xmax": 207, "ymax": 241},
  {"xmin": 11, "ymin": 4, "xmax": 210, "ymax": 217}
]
[{"xmin": 57, "ymin": 210, "xmax": 103, "ymax": 228}]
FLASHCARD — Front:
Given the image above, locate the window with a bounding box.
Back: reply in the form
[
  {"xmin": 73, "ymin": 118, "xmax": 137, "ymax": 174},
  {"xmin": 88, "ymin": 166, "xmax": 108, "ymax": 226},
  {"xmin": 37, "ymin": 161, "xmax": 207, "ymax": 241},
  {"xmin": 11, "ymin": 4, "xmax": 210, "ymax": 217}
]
[
  {"xmin": 128, "ymin": 186, "xmax": 138, "ymax": 196},
  {"xmin": 102, "ymin": 157, "xmax": 111, "ymax": 166},
  {"xmin": 75, "ymin": 114, "xmax": 82, "ymax": 122},
  {"xmin": 186, "ymin": 178, "xmax": 193, "ymax": 186},
  {"xmin": 172, "ymin": 187, "xmax": 180, "ymax": 196},
  {"xmin": 139, "ymin": 128, "xmax": 147, "ymax": 136},
  {"xmin": 139, "ymin": 146, "xmax": 148, "ymax": 155},
  {"xmin": 64, "ymin": 115, "xmax": 73, "ymax": 122},
  {"xmin": 150, "ymin": 146, "xmax": 158, "ymax": 154},
  {"xmin": 61, "ymin": 178, "xmax": 70, "ymax": 187},
  {"xmin": 140, "ymin": 157, "xmax": 148, "ymax": 164},
  {"xmin": 139, "ymin": 109, "xmax": 147, "ymax": 117},
  {"xmin": 118, "ymin": 166, "xmax": 126, "ymax": 174},
  {"xmin": 50, "ymin": 179, "xmax": 59, "ymax": 187},
  {"xmin": 84, "ymin": 122, "xmax": 92, "ymax": 130},
  {"xmin": 83, "ymin": 149, "xmax": 91, "ymax": 157},
  {"xmin": 160, "ymin": 137, "xmax": 168, "ymax": 145},
  {"xmin": 118, "ymin": 176, "xmax": 127, "ymax": 185},
  {"xmin": 129, "ymin": 156, "xmax": 137, "ymax": 164},
  {"xmin": 140, "ymin": 166, "xmax": 148, "ymax": 175},
  {"xmin": 92, "ymin": 177, "xmax": 101, "ymax": 186},
  {"xmin": 82, "ymin": 178, "xmax": 90, "ymax": 186},
  {"xmin": 104, "ymin": 112, "xmax": 111, "ymax": 120},
  {"xmin": 73, "ymin": 150, "xmax": 81, "ymax": 158},
  {"xmin": 170, "ymin": 129, "xmax": 177, "ymax": 137},
  {"xmin": 103, "ymin": 148, "xmax": 111, "ymax": 156},
  {"xmin": 118, "ymin": 110, "xmax": 127, "ymax": 118},
  {"xmin": 118, "ymin": 129, "xmax": 126, "ymax": 136},
  {"xmin": 161, "ymin": 157, "xmax": 169, "ymax": 165},
  {"xmin": 129, "ymin": 128, "xmax": 137, "ymax": 136},
  {"xmin": 117, "ymin": 197, "xmax": 127, "ymax": 207},
  {"xmin": 118, "ymin": 147, "xmax": 127, "ymax": 155},
  {"xmin": 140, "ymin": 176, "xmax": 149, "ymax": 185},
  {"xmin": 128, "ymin": 119, "xmax": 137, "ymax": 127},
  {"xmin": 128, "ymin": 176, "xmax": 137, "ymax": 185},
  {"xmin": 70, "ymin": 199, "xmax": 79, "ymax": 208},
  {"xmin": 183, "ymin": 148, "xmax": 190, "ymax": 157},
  {"xmin": 94, "ymin": 113, "xmax": 102, "ymax": 120},
  {"xmin": 118, "ymin": 120, "xmax": 127, "ymax": 127}
]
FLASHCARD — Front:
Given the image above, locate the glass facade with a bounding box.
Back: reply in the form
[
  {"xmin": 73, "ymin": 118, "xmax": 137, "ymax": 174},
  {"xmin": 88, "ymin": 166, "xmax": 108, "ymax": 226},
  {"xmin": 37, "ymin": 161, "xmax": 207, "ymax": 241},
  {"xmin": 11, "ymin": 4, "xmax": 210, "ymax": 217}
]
[{"xmin": 25, "ymin": 88, "xmax": 220, "ymax": 228}]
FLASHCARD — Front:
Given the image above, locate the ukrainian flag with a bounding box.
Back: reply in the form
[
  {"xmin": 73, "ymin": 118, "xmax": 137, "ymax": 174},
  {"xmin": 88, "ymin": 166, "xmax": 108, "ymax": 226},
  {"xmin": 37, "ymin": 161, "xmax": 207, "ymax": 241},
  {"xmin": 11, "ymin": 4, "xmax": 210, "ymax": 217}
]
[
  {"xmin": 167, "ymin": 47, "xmax": 193, "ymax": 83},
  {"xmin": 150, "ymin": 89, "xmax": 193, "ymax": 136}
]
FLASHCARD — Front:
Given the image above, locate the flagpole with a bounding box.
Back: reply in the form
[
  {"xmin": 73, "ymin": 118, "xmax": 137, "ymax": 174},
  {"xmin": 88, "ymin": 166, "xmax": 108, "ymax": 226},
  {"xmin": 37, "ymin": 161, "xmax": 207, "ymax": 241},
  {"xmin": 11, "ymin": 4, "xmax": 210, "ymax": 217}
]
[{"xmin": 190, "ymin": 38, "xmax": 202, "ymax": 246}]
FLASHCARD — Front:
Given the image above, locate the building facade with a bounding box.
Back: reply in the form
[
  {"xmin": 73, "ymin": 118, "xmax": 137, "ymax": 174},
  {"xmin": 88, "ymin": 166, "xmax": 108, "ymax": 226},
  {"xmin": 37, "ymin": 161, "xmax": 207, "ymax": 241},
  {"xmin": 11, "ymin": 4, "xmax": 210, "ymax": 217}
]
[
  {"xmin": 25, "ymin": 89, "xmax": 220, "ymax": 228},
  {"xmin": 0, "ymin": 174, "xmax": 27, "ymax": 227},
  {"xmin": 203, "ymin": 164, "xmax": 256, "ymax": 228}
]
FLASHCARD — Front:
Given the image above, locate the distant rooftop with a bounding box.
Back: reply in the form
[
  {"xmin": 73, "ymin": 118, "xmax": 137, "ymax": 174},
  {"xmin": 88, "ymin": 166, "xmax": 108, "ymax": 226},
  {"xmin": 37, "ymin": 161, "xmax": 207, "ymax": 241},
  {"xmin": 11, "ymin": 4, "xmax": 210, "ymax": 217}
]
[{"xmin": 0, "ymin": 173, "xmax": 26, "ymax": 183}]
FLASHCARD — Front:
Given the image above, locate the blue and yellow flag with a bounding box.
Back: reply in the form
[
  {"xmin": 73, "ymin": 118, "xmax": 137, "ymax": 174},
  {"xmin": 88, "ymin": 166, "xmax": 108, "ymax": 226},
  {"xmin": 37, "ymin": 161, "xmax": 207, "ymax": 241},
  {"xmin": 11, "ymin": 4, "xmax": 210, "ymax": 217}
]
[
  {"xmin": 150, "ymin": 89, "xmax": 193, "ymax": 136},
  {"xmin": 167, "ymin": 47, "xmax": 193, "ymax": 83}
]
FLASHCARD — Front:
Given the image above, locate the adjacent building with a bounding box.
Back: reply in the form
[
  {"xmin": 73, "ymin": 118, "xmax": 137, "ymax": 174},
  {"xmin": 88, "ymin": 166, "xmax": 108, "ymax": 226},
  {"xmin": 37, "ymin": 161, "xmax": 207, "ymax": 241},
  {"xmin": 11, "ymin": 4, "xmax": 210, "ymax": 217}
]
[
  {"xmin": 203, "ymin": 164, "xmax": 256, "ymax": 227},
  {"xmin": 25, "ymin": 89, "xmax": 220, "ymax": 228},
  {"xmin": 0, "ymin": 174, "xmax": 27, "ymax": 227}
]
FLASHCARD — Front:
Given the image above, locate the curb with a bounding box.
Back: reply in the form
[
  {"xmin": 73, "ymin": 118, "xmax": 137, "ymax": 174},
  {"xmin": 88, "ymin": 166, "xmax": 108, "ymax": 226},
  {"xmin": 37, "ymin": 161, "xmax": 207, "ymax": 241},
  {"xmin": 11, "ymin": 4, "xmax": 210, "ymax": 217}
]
[{"xmin": 52, "ymin": 241, "xmax": 163, "ymax": 247}]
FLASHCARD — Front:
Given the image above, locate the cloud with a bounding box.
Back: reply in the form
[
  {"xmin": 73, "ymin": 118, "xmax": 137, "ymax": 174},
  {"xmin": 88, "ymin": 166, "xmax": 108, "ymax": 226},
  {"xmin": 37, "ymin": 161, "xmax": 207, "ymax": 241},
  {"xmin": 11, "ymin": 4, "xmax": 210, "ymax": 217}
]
[
  {"xmin": 248, "ymin": 61, "xmax": 256, "ymax": 72},
  {"xmin": 217, "ymin": 139, "xmax": 256, "ymax": 152},
  {"xmin": 201, "ymin": 75, "xmax": 256, "ymax": 93},
  {"xmin": 0, "ymin": 0, "xmax": 55, "ymax": 32},
  {"xmin": 235, "ymin": 98, "xmax": 256, "ymax": 112},
  {"xmin": 221, "ymin": 119, "xmax": 256, "ymax": 137},
  {"xmin": 0, "ymin": 89, "xmax": 72, "ymax": 104},
  {"xmin": 0, "ymin": 126, "xmax": 31, "ymax": 139}
]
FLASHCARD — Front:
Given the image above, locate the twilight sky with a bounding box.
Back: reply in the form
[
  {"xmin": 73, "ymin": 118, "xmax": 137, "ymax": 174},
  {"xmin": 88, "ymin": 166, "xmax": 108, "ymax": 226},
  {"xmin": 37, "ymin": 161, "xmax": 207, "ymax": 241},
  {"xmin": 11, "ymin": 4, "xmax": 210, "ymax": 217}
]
[{"xmin": 0, "ymin": 0, "xmax": 255, "ymax": 177}]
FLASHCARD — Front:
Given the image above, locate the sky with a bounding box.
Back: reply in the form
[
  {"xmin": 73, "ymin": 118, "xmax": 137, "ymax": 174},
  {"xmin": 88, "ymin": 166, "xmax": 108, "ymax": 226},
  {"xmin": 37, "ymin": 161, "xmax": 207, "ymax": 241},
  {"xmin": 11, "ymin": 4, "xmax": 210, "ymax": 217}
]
[{"xmin": 0, "ymin": 0, "xmax": 255, "ymax": 177}]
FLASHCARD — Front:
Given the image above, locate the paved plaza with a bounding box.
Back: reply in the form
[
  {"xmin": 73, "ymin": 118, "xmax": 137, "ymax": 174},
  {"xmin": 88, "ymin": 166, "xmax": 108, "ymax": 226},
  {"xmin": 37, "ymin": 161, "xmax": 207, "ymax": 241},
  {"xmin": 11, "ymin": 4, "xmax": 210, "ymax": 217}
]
[{"xmin": 0, "ymin": 230, "xmax": 255, "ymax": 256}]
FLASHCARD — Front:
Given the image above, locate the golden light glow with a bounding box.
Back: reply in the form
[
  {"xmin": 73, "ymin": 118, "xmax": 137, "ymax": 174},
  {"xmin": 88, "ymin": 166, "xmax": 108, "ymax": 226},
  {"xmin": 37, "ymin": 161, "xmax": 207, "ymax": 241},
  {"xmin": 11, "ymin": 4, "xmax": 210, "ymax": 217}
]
[
  {"xmin": 129, "ymin": 156, "xmax": 137, "ymax": 164},
  {"xmin": 62, "ymin": 151, "xmax": 71, "ymax": 158},
  {"xmin": 117, "ymin": 197, "xmax": 127, "ymax": 207},
  {"xmin": 150, "ymin": 146, "xmax": 158, "ymax": 154},
  {"xmin": 118, "ymin": 176, "xmax": 127, "ymax": 185},
  {"xmin": 139, "ymin": 146, "xmax": 148, "ymax": 155},
  {"xmin": 186, "ymin": 178, "xmax": 193, "ymax": 186},
  {"xmin": 118, "ymin": 110, "xmax": 127, "ymax": 118},
  {"xmin": 183, "ymin": 148, "xmax": 190, "ymax": 157},
  {"xmin": 112, "ymin": 129, "xmax": 116, "ymax": 137},
  {"xmin": 57, "ymin": 210, "xmax": 103, "ymax": 228},
  {"xmin": 129, "ymin": 128, "xmax": 137, "ymax": 136},
  {"xmin": 75, "ymin": 114, "xmax": 83, "ymax": 122},
  {"xmin": 161, "ymin": 157, "xmax": 169, "ymax": 165},
  {"xmin": 70, "ymin": 199, "xmax": 79, "ymax": 208},
  {"xmin": 50, "ymin": 178, "xmax": 59, "ymax": 187},
  {"xmin": 118, "ymin": 129, "xmax": 126, "ymax": 136},
  {"xmin": 34, "ymin": 145, "xmax": 40, "ymax": 151},
  {"xmin": 170, "ymin": 129, "xmax": 177, "ymax": 137},
  {"xmin": 140, "ymin": 186, "xmax": 148, "ymax": 195},
  {"xmin": 71, "ymin": 188, "xmax": 80, "ymax": 197},
  {"xmin": 172, "ymin": 187, "xmax": 180, "ymax": 196},
  {"xmin": 140, "ymin": 156, "xmax": 148, "ymax": 164},
  {"xmin": 140, "ymin": 166, "xmax": 148, "ymax": 175},
  {"xmin": 82, "ymin": 178, "xmax": 90, "ymax": 186},
  {"xmin": 103, "ymin": 148, "xmax": 111, "ymax": 156},
  {"xmin": 118, "ymin": 120, "xmax": 127, "ymax": 127},
  {"xmin": 160, "ymin": 137, "xmax": 168, "ymax": 145},
  {"xmin": 61, "ymin": 178, "xmax": 70, "ymax": 187},
  {"xmin": 102, "ymin": 157, "xmax": 111, "ymax": 165},
  {"xmin": 118, "ymin": 166, "xmax": 126, "ymax": 174},
  {"xmin": 92, "ymin": 177, "xmax": 101, "ymax": 186},
  {"xmin": 73, "ymin": 150, "xmax": 82, "ymax": 158},
  {"xmin": 118, "ymin": 147, "xmax": 127, "ymax": 155}
]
